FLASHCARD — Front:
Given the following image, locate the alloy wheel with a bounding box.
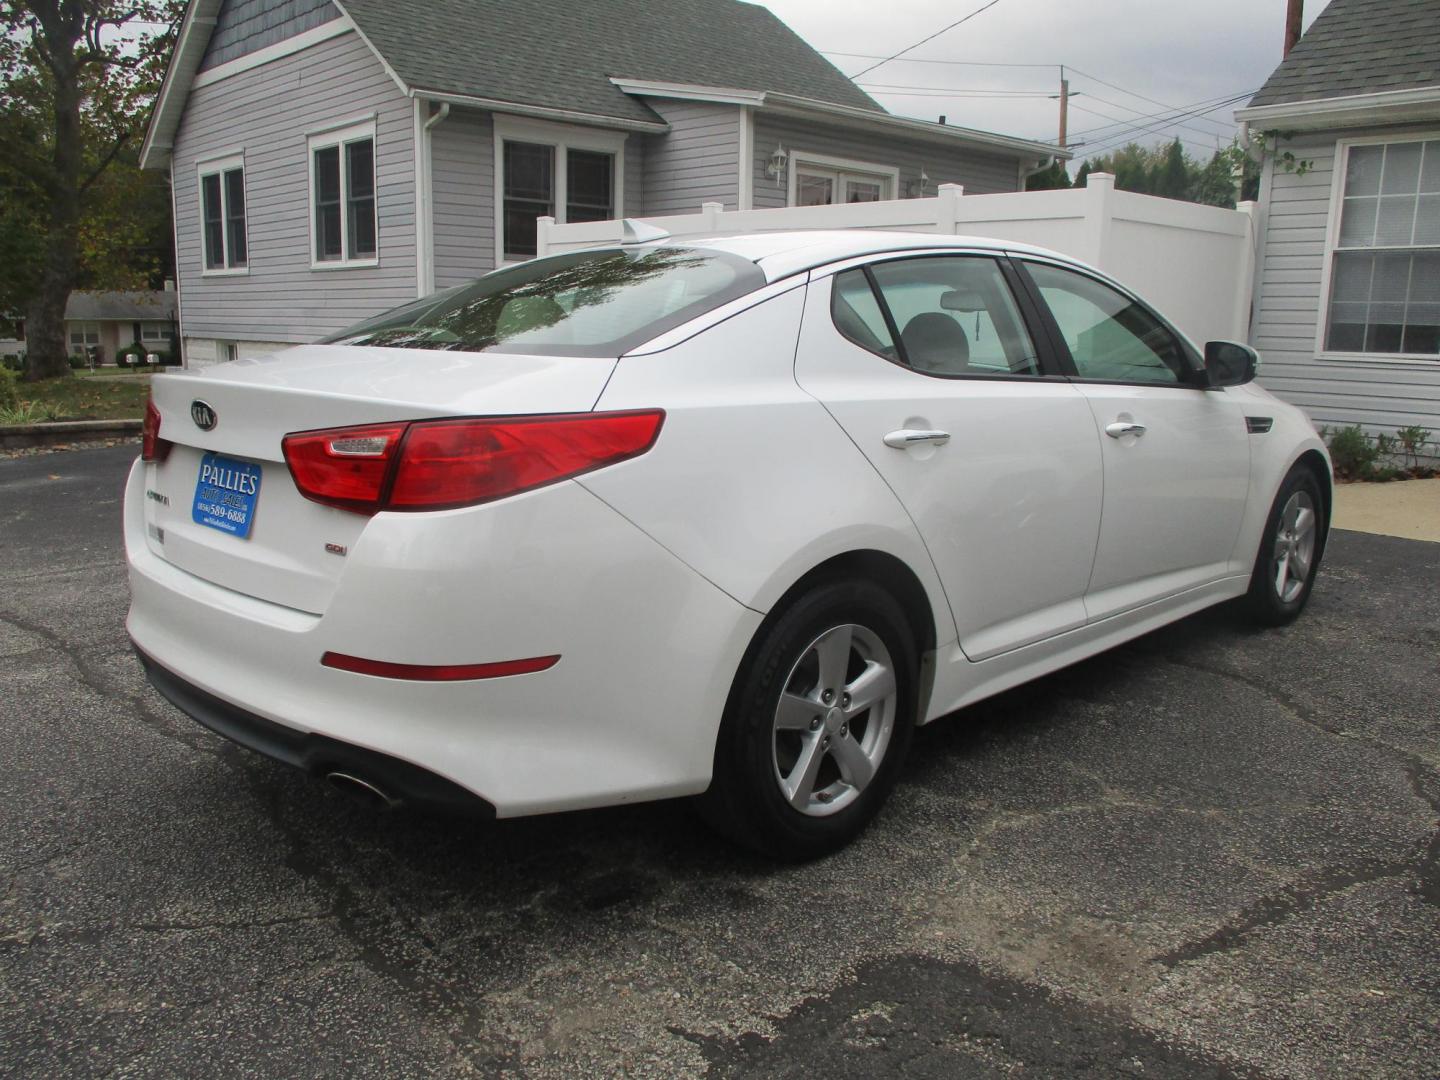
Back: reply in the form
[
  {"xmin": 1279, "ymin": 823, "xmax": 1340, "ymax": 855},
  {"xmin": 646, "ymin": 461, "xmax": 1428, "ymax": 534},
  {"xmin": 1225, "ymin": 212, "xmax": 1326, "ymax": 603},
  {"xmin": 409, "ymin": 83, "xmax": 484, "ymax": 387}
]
[
  {"xmin": 1273, "ymin": 490, "xmax": 1317, "ymax": 604},
  {"xmin": 771, "ymin": 623, "xmax": 898, "ymax": 817}
]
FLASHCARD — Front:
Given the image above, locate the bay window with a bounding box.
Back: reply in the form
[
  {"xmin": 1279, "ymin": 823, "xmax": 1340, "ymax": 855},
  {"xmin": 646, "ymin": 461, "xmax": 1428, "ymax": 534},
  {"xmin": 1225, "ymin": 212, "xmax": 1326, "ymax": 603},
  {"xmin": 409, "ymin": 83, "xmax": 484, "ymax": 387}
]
[{"xmin": 1325, "ymin": 137, "xmax": 1440, "ymax": 357}]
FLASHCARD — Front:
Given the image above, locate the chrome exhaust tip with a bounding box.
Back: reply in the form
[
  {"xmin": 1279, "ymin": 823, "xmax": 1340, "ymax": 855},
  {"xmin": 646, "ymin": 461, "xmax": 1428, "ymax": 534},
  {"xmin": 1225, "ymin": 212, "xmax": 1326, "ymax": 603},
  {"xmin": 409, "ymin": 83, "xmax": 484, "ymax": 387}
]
[{"xmin": 324, "ymin": 770, "xmax": 403, "ymax": 811}]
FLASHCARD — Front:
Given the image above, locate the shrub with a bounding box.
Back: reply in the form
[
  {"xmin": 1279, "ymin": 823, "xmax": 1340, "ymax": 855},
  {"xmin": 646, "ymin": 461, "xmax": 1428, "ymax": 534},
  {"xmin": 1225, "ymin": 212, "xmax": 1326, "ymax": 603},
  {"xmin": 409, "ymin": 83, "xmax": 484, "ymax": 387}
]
[
  {"xmin": 118, "ymin": 343, "xmax": 148, "ymax": 368},
  {"xmin": 1325, "ymin": 425, "xmax": 1381, "ymax": 480},
  {"xmin": 1395, "ymin": 425, "xmax": 1433, "ymax": 470},
  {"xmin": 1, "ymin": 353, "xmax": 22, "ymax": 373},
  {"xmin": 68, "ymin": 353, "xmax": 87, "ymax": 369}
]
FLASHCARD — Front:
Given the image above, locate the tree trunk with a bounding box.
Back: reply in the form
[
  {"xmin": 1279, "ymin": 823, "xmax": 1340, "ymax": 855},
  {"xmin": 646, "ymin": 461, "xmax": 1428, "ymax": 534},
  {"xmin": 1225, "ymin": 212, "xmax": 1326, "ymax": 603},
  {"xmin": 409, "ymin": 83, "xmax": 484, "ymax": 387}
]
[{"xmin": 23, "ymin": 31, "xmax": 82, "ymax": 383}]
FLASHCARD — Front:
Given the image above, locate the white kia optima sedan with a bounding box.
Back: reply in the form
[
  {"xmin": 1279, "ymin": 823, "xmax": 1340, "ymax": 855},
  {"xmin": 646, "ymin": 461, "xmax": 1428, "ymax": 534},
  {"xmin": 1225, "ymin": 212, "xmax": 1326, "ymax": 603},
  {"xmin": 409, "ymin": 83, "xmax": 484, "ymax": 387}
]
[{"xmin": 125, "ymin": 231, "xmax": 1330, "ymax": 858}]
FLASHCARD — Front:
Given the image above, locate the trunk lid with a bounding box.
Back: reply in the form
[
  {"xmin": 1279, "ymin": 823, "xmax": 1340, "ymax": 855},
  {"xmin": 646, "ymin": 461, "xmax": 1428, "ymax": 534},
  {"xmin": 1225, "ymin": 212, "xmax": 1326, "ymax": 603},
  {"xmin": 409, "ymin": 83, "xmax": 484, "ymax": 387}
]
[{"xmin": 141, "ymin": 344, "xmax": 616, "ymax": 613}]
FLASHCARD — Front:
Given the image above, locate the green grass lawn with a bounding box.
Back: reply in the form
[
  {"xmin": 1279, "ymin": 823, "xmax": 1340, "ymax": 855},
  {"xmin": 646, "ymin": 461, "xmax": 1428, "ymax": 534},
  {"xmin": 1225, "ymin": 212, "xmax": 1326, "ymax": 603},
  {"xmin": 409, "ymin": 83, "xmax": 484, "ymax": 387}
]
[{"xmin": 7, "ymin": 372, "xmax": 150, "ymax": 421}]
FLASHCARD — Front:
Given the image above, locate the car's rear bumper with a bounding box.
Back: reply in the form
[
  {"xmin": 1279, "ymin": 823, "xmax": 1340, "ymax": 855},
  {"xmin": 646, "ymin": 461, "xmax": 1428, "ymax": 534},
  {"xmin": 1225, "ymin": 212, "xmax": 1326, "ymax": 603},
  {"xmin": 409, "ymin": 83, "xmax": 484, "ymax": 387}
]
[
  {"xmin": 123, "ymin": 459, "xmax": 762, "ymax": 817},
  {"xmin": 134, "ymin": 645, "xmax": 495, "ymax": 816}
]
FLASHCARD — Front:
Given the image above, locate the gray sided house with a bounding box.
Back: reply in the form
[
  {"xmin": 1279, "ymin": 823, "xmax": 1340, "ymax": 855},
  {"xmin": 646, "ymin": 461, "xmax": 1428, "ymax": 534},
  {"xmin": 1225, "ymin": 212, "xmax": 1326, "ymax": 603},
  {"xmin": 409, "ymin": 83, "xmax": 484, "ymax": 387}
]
[
  {"xmin": 142, "ymin": 0, "xmax": 1065, "ymax": 366},
  {"xmin": 1237, "ymin": 0, "xmax": 1440, "ymax": 438}
]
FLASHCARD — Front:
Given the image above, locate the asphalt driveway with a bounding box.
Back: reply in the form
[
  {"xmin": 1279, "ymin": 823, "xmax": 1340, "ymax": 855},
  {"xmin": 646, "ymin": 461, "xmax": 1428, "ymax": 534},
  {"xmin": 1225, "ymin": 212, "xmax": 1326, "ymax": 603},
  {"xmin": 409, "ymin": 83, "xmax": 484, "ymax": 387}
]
[{"xmin": 2, "ymin": 444, "xmax": 1437, "ymax": 1078}]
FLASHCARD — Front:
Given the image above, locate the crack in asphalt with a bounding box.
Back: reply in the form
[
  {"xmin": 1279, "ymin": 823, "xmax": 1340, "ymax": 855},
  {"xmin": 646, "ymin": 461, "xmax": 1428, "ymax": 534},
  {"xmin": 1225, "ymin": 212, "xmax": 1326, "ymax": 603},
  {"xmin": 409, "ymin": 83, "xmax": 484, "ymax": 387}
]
[
  {"xmin": 0, "ymin": 607, "xmax": 222, "ymax": 760},
  {"xmin": 669, "ymin": 953, "xmax": 1276, "ymax": 1079},
  {"xmin": 1148, "ymin": 655, "xmax": 1440, "ymax": 967}
]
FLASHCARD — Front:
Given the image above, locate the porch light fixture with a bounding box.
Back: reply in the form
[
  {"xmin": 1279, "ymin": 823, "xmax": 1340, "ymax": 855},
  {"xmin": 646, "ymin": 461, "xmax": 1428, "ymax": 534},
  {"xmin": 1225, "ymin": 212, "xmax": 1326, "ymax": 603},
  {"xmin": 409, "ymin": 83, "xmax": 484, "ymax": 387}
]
[
  {"xmin": 906, "ymin": 169, "xmax": 932, "ymax": 198},
  {"xmin": 766, "ymin": 143, "xmax": 788, "ymax": 185}
]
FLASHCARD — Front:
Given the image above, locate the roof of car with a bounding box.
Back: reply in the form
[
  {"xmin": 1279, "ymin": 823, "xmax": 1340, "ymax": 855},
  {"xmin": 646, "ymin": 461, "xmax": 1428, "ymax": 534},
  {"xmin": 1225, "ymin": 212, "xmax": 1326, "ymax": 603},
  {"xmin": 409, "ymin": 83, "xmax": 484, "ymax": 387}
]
[{"xmin": 659, "ymin": 231, "xmax": 1076, "ymax": 281}]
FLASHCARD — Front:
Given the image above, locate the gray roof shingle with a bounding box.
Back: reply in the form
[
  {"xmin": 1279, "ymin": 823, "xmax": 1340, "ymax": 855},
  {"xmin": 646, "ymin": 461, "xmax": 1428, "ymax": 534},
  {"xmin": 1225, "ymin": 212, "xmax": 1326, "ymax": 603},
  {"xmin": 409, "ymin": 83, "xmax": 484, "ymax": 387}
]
[
  {"xmin": 1248, "ymin": 0, "xmax": 1440, "ymax": 107},
  {"xmin": 65, "ymin": 291, "xmax": 177, "ymax": 321},
  {"xmin": 338, "ymin": 0, "xmax": 883, "ymax": 125}
]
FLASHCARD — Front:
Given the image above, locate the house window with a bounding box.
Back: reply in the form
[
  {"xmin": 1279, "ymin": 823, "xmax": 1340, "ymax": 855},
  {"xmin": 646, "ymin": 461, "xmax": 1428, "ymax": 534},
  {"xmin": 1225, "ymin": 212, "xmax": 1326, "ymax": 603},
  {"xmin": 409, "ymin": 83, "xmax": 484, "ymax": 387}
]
[
  {"xmin": 69, "ymin": 322, "xmax": 100, "ymax": 348},
  {"xmin": 789, "ymin": 153, "xmax": 898, "ymax": 207},
  {"xmin": 1325, "ymin": 138, "xmax": 1440, "ymax": 357},
  {"xmin": 198, "ymin": 155, "xmax": 247, "ymax": 272},
  {"xmin": 309, "ymin": 122, "xmax": 377, "ymax": 267},
  {"xmin": 495, "ymin": 118, "xmax": 624, "ymax": 263},
  {"xmin": 140, "ymin": 322, "xmax": 169, "ymax": 342}
]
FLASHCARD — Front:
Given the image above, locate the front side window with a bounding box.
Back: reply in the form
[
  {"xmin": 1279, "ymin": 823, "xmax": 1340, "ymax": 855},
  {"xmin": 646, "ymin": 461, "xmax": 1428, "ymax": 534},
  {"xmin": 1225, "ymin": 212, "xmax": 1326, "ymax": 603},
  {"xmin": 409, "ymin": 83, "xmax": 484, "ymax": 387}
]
[
  {"xmin": 199, "ymin": 157, "xmax": 246, "ymax": 271},
  {"xmin": 1025, "ymin": 262, "xmax": 1190, "ymax": 384},
  {"xmin": 310, "ymin": 124, "xmax": 377, "ymax": 266},
  {"xmin": 500, "ymin": 133, "xmax": 617, "ymax": 261},
  {"xmin": 324, "ymin": 246, "xmax": 764, "ymax": 356},
  {"xmin": 140, "ymin": 322, "xmax": 169, "ymax": 342},
  {"xmin": 1326, "ymin": 139, "xmax": 1440, "ymax": 356},
  {"xmin": 69, "ymin": 322, "xmax": 100, "ymax": 348},
  {"xmin": 839, "ymin": 256, "xmax": 1039, "ymax": 377}
]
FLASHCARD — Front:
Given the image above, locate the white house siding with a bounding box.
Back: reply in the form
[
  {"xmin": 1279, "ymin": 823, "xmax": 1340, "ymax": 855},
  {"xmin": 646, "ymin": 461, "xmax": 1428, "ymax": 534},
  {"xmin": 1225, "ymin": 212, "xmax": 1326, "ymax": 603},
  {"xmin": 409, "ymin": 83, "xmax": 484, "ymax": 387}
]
[
  {"xmin": 750, "ymin": 114, "xmax": 1022, "ymax": 211},
  {"xmin": 1251, "ymin": 124, "xmax": 1440, "ymax": 434},
  {"xmin": 172, "ymin": 30, "xmax": 417, "ymax": 361},
  {"xmin": 639, "ymin": 100, "xmax": 741, "ymax": 214}
]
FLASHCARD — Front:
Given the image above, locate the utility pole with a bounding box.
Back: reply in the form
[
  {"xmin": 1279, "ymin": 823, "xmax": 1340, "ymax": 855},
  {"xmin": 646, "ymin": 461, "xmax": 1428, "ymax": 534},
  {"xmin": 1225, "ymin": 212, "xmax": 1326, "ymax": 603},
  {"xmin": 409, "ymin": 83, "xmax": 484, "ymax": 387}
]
[
  {"xmin": 1284, "ymin": 0, "xmax": 1304, "ymax": 56},
  {"xmin": 1058, "ymin": 64, "xmax": 1070, "ymax": 148}
]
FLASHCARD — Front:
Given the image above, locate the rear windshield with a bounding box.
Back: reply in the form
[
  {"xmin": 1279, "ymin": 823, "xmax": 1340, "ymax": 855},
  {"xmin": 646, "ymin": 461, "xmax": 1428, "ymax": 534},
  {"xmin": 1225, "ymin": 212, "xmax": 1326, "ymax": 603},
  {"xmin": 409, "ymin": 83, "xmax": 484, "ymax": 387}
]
[{"xmin": 321, "ymin": 246, "xmax": 765, "ymax": 356}]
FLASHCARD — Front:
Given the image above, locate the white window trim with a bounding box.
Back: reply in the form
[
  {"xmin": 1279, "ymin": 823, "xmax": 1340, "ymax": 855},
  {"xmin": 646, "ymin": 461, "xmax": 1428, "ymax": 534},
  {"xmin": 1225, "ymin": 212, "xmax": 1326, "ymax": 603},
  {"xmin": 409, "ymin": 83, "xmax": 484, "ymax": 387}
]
[
  {"xmin": 307, "ymin": 119, "xmax": 379, "ymax": 270},
  {"xmin": 1315, "ymin": 129, "xmax": 1440, "ymax": 365},
  {"xmin": 197, "ymin": 152, "xmax": 249, "ymax": 277},
  {"xmin": 492, "ymin": 115, "xmax": 626, "ymax": 266},
  {"xmin": 786, "ymin": 150, "xmax": 899, "ymax": 207}
]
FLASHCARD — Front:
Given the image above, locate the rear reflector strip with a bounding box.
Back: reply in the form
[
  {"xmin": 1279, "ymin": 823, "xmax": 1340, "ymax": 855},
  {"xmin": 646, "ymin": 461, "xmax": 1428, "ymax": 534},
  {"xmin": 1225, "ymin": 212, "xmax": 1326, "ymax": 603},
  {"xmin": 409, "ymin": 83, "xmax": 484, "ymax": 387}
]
[{"xmin": 320, "ymin": 651, "xmax": 560, "ymax": 681}]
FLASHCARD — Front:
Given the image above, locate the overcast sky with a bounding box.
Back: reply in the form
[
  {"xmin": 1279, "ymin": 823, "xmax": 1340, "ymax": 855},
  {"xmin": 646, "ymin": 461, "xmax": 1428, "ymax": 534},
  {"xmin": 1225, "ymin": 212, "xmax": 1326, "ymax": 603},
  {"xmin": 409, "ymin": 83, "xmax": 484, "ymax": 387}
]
[{"xmin": 749, "ymin": 0, "xmax": 1330, "ymax": 162}]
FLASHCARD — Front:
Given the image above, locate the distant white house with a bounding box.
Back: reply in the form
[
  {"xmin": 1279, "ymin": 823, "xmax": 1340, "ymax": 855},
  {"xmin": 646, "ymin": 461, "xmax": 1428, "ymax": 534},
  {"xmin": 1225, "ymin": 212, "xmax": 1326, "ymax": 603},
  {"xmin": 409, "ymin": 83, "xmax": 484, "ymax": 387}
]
[
  {"xmin": 140, "ymin": 0, "xmax": 1066, "ymax": 368},
  {"xmin": 1237, "ymin": 0, "xmax": 1440, "ymax": 437}
]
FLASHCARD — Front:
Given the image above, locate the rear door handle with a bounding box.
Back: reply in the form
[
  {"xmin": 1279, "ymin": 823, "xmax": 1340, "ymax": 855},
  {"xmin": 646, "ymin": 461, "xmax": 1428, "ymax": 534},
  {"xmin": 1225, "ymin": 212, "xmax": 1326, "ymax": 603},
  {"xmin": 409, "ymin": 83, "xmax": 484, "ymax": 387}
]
[
  {"xmin": 1104, "ymin": 421, "xmax": 1146, "ymax": 439},
  {"xmin": 883, "ymin": 429, "xmax": 951, "ymax": 449}
]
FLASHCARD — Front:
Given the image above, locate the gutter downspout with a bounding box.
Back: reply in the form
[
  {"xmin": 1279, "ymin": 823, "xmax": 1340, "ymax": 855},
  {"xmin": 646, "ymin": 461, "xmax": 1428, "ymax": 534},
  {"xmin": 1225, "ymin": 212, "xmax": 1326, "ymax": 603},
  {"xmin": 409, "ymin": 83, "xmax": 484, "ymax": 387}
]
[
  {"xmin": 415, "ymin": 101, "xmax": 450, "ymax": 296},
  {"xmin": 1019, "ymin": 155, "xmax": 1058, "ymax": 189}
]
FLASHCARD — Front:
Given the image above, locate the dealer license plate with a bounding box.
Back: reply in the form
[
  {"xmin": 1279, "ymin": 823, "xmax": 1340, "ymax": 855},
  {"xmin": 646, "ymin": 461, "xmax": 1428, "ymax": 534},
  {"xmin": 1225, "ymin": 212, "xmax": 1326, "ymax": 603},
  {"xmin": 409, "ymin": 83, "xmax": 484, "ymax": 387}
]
[{"xmin": 192, "ymin": 453, "xmax": 262, "ymax": 539}]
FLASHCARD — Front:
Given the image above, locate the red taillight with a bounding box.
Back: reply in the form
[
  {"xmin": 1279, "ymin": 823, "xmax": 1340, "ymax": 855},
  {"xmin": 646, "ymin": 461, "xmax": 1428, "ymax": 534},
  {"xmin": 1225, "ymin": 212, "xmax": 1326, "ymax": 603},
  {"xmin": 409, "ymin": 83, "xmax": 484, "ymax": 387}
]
[
  {"xmin": 141, "ymin": 397, "xmax": 172, "ymax": 462},
  {"xmin": 281, "ymin": 422, "xmax": 408, "ymax": 513},
  {"xmin": 320, "ymin": 651, "xmax": 560, "ymax": 681},
  {"xmin": 282, "ymin": 410, "xmax": 663, "ymax": 514}
]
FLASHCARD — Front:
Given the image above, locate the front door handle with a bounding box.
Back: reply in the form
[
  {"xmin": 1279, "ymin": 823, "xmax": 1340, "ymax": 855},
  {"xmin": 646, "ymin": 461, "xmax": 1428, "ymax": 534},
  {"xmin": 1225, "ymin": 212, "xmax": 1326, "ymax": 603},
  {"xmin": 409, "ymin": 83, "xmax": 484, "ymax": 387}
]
[
  {"xmin": 1104, "ymin": 421, "xmax": 1147, "ymax": 439},
  {"xmin": 883, "ymin": 429, "xmax": 951, "ymax": 449}
]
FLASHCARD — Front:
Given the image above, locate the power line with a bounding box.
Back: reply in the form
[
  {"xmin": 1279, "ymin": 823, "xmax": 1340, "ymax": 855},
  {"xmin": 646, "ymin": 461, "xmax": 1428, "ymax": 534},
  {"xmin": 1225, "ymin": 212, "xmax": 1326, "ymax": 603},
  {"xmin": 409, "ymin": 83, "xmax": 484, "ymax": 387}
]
[
  {"xmin": 1066, "ymin": 97, "xmax": 1238, "ymax": 144},
  {"xmin": 824, "ymin": 50, "xmax": 1057, "ymax": 69},
  {"xmin": 1069, "ymin": 102, "xmax": 1224, "ymax": 145},
  {"xmin": 1064, "ymin": 66, "xmax": 1238, "ymax": 132},
  {"xmin": 847, "ymin": 0, "xmax": 1009, "ymax": 80},
  {"xmin": 1066, "ymin": 89, "xmax": 1255, "ymax": 141},
  {"xmin": 1078, "ymin": 92, "xmax": 1255, "ymax": 157}
]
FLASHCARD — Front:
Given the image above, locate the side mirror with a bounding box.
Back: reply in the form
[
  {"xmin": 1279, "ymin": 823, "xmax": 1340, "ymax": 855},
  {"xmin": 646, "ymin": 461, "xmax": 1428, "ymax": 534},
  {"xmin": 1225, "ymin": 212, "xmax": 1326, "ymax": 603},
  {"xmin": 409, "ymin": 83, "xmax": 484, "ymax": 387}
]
[{"xmin": 1203, "ymin": 340, "xmax": 1258, "ymax": 387}]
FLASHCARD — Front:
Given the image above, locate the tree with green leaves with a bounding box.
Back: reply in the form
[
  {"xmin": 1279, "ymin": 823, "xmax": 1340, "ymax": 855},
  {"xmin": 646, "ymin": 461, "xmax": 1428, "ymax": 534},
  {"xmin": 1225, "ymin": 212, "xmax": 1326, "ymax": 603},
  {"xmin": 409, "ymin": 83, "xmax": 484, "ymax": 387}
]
[
  {"xmin": 1072, "ymin": 138, "xmax": 1260, "ymax": 210},
  {"xmin": 1024, "ymin": 159, "xmax": 1071, "ymax": 192},
  {"xmin": 0, "ymin": 1, "xmax": 182, "ymax": 381}
]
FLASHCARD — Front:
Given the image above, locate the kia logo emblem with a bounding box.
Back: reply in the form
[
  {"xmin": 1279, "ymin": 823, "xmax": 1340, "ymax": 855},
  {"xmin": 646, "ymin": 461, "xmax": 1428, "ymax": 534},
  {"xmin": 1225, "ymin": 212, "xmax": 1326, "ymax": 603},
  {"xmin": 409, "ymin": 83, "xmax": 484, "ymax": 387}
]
[{"xmin": 190, "ymin": 400, "xmax": 218, "ymax": 431}]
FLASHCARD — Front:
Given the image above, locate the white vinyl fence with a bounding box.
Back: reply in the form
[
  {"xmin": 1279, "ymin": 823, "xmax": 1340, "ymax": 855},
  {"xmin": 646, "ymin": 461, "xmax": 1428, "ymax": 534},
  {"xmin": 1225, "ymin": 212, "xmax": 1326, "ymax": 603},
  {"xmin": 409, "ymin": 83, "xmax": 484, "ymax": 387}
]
[{"xmin": 538, "ymin": 173, "xmax": 1258, "ymax": 347}]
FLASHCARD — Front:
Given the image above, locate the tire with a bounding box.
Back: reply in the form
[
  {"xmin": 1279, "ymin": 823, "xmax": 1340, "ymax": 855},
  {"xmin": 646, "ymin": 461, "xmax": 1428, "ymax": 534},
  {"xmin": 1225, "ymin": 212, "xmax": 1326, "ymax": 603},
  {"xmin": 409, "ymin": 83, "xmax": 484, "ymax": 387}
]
[
  {"xmin": 1244, "ymin": 465, "xmax": 1326, "ymax": 626},
  {"xmin": 698, "ymin": 579, "xmax": 918, "ymax": 860}
]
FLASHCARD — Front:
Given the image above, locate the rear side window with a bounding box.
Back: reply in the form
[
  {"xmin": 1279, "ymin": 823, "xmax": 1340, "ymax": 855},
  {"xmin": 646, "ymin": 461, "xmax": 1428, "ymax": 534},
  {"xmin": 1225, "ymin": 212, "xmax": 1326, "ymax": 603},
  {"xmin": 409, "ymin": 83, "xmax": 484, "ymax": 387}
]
[
  {"xmin": 323, "ymin": 247, "xmax": 766, "ymax": 356},
  {"xmin": 838, "ymin": 256, "xmax": 1040, "ymax": 377},
  {"xmin": 832, "ymin": 269, "xmax": 899, "ymax": 360}
]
